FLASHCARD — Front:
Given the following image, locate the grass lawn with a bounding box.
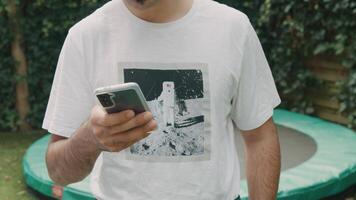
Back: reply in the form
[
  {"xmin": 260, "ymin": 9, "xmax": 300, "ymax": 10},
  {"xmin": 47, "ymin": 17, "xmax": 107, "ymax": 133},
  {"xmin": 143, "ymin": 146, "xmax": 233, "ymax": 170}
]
[{"xmin": 0, "ymin": 130, "xmax": 52, "ymax": 200}]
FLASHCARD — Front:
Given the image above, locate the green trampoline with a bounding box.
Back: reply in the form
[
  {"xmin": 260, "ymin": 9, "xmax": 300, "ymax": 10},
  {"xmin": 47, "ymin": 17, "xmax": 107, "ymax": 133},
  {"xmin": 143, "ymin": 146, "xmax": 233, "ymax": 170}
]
[{"xmin": 23, "ymin": 109, "xmax": 356, "ymax": 200}]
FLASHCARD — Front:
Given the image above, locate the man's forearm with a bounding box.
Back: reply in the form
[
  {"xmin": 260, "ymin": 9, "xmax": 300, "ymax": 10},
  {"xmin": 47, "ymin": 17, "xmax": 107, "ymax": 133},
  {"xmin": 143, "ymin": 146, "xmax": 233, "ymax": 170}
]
[
  {"xmin": 46, "ymin": 121, "xmax": 101, "ymax": 186},
  {"xmin": 46, "ymin": 106, "xmax": 156, "ymax": 186},
  {"xmin": 243, "ymin": 119, "xmax": 281, "ymax": 200}
]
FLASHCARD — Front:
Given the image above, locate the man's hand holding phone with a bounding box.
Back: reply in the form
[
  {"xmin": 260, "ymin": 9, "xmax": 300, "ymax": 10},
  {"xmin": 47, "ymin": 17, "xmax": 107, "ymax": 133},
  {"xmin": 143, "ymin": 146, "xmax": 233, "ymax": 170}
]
[
  {"xmin": 45, "ymin": 83, "xmax": 156, "ymax": 185},
  {"xmin": 88, "ymin": 105, "xmax": 157, "ymax": 152}
]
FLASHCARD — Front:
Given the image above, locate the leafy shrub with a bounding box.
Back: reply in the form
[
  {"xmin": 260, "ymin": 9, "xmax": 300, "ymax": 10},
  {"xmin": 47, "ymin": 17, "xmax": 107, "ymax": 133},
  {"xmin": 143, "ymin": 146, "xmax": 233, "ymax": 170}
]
[
  {"xmin": 0, "ymin": 0, "xmax": 355, "ymax": 130},
  {"xmin": 0, "ymin": 2, "xmax": 17, "ymax": 131}
]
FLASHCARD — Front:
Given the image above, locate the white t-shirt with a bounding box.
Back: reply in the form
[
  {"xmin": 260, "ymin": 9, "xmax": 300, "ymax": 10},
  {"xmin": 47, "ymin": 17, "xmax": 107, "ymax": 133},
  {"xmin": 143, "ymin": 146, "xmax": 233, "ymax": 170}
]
[{"xmin": 42, "ymin": 0, "xmax": 281, "ymax": 199}]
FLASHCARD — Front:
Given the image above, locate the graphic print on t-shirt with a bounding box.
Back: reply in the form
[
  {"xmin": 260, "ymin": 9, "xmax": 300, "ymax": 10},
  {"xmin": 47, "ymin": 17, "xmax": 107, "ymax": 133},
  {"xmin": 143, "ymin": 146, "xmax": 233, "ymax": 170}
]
[{"xmin": 118, "ymin": 63, "xmax": 211, "ymax": 162}]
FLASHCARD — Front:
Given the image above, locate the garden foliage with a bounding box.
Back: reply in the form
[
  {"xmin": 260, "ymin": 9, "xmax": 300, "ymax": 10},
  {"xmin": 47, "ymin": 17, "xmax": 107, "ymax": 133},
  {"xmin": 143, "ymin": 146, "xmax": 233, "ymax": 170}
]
[{"xmin": 0, "ymin": 0, "xmax": 355, "ymax": 130}]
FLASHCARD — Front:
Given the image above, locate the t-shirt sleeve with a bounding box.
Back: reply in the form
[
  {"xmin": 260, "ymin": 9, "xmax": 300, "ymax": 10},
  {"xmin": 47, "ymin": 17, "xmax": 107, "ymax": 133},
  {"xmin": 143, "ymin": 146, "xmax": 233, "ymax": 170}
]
[
  {"xmin": 231, "ymin": 22, "xmax": 281, "ymax": 131},
  {"xmin": 42, "ymin": 29, "xmax": 94, "ymax": 138}
]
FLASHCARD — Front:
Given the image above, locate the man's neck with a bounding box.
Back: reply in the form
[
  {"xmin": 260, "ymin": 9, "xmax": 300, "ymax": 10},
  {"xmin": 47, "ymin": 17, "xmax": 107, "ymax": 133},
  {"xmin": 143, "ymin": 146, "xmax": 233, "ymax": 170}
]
[{"xmin": 122, "ymin": 0, "xmax": 194, "ymax": 23}]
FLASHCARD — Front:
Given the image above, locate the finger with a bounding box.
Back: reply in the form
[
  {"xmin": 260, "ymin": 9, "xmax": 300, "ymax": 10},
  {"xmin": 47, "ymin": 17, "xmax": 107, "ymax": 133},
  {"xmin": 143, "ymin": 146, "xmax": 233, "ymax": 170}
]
[
  {"xmin": 90, "ymin": 105, "xmax": 107, "ymax": 122},
  {"xmin": 103, "ymin": 120, "xmax": 156, "ymax": 152},
  {"xmin": 110, "ymin": 120, "xmax": 157, "ymax": 144},
  {"xmin": 107, "ymin": 111, "xmax": 153, "ymax": 134},
  {"xmin": 97, "ymin": 110, "xmax": 135, "ymax": 127}
]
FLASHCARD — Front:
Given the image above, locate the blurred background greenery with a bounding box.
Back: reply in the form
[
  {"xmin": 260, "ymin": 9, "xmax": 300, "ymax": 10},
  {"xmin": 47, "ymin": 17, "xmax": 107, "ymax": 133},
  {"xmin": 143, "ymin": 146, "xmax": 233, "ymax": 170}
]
[
  {"xmin": 0, "ymin": 0, "xmax": 355, "ymax": 199},
  {"xmin": 0, "ymin": 0, "xmax": 355, "ymax": 132}
]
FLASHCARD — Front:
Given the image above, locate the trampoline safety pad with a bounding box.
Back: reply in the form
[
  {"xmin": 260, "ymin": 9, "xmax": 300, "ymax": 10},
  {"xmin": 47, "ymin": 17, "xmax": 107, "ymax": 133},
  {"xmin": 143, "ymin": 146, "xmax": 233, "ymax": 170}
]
[{"xmin": 23, "ymin": 109, "xmax": 356, "ymax": 200}]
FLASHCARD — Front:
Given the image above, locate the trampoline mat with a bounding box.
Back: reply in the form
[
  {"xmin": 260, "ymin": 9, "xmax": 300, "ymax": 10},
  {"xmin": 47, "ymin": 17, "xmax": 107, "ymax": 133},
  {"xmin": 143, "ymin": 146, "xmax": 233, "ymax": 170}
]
[
  {"xmin": 23, "ymin": 109, "xmax": 356, "ymax": 200},
  {"xmin": 236, "ymin": 126, "xmax": 317, "ymax": 179}
]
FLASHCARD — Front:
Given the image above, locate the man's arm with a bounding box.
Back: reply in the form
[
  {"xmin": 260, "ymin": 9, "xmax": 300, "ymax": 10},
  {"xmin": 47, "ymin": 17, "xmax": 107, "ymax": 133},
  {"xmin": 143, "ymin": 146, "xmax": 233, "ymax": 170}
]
[
  {"xmin": 241, "ymin": 117, "xmax": 281, "ymax": 200},
  {"xmin": 46, "ymin": 105, "xmax": 157, "ymax": 186}
]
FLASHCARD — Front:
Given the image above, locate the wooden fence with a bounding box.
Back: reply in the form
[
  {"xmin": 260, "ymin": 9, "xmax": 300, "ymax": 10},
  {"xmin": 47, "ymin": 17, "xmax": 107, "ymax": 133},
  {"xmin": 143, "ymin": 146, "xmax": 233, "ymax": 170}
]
[{"xmin": 305, "ymin": 55, "xmax": 350, "ymax": 125}]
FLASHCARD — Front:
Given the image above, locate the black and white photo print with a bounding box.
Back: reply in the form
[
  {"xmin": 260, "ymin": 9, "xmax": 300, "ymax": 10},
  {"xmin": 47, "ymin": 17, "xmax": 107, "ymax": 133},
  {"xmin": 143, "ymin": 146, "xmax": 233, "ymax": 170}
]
[{"xmin": 118, "ymin": 63, "xmax": 211, "ymax": 162}]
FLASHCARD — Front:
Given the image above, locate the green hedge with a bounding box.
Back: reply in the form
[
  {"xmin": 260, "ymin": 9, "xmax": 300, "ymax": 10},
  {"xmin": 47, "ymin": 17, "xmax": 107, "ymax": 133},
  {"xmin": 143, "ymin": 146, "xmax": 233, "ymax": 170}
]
[
  {"xmin": 222, "ymin": 0, "xmax": 356, "ymax": 127},
  {"xmin": 23, "ymin": 1, "xmax": 109, "ymax": 128},
  {"xmin": 0, "ymin": 0, "xmax": 355, "ymax": 131},
  {"xmin": 0, "ymin": 2, "xmax": 16, "ymax": 130}
]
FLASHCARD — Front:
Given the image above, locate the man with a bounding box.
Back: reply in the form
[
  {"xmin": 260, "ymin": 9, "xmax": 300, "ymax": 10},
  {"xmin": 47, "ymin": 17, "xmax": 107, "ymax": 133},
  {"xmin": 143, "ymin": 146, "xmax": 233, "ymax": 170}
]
[{"xmin": 43, "ymin": 0, "xmax": 281, "ymax": 199}]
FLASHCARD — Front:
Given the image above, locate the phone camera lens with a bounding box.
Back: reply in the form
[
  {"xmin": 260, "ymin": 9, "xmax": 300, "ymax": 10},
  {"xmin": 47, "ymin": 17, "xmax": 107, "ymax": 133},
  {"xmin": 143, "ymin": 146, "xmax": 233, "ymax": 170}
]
[{"xmin": 97, "ymin": 94, "xmax": 114, "ymax": 107}]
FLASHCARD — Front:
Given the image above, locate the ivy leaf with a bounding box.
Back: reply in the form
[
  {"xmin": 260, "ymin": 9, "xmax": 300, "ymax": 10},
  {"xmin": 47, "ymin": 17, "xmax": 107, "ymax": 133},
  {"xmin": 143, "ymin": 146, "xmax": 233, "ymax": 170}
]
[{"xmin": 314, "ymin": 44, "xmax": 328, "ymax": 55}]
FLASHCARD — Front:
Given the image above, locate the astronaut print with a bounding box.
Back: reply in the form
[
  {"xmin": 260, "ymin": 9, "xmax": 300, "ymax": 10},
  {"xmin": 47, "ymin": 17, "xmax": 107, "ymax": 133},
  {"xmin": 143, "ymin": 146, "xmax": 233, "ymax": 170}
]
[{"xmin": 118, "ymin": 63, "xmax": 211, "ymax": 162}]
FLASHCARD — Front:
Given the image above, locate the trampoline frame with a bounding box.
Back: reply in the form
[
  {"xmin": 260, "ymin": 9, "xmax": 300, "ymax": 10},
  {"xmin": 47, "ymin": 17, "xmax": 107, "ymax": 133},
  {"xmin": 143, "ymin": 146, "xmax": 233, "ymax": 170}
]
[{"xmin": 23, "ymin": 109, "xmax": 356, "ymax": 200}]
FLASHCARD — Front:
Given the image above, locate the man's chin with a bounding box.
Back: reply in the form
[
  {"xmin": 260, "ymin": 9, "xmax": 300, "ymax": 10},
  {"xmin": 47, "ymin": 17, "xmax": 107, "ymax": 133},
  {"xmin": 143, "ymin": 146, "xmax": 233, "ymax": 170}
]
[
  {"xmin": 126, "ymin": 0, "xmax": 158, "ymax": 9},
  {"xmin": 135, "ymin": 0, "xmax": 146, "ymax": 5}
]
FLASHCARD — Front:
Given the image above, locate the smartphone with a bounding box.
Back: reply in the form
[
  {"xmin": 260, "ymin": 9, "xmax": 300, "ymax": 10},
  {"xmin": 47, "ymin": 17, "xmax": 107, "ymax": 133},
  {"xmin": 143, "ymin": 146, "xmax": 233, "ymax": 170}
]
[{"xmin": 94, "ymin": 82, "xmax": 150, "ymax": 114}]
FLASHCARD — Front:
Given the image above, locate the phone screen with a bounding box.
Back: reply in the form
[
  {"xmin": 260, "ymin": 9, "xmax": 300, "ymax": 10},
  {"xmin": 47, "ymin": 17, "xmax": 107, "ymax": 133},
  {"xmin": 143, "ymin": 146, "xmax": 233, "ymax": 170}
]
[{"xmin": 96, "ymin": 89, "xmax": 146, "ymax": 114}]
